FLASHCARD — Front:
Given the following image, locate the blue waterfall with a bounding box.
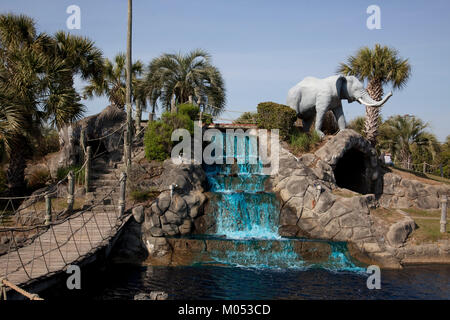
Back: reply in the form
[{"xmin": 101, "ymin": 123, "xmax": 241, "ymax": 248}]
[{"xmin": 203, "ymin": 133, "xmax": 364, "ymax": 272}]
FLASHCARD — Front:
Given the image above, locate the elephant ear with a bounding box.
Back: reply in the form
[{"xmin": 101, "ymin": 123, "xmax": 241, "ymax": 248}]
[{"xmin": 335, "ymin": 75, "xmax": 347, "ymax": 99}]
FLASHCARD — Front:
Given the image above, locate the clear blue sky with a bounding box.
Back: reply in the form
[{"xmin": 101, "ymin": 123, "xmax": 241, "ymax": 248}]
[{"xmin": 2, "ymin": 0, "xmax": 449, "ymax": 141}]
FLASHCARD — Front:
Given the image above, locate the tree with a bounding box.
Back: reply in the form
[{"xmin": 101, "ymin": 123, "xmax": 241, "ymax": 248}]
[
  {"xmin": 347, "ymin": 116, "xmax": 366, "ymax": 137},
  {"xmin": 83, "ymin": 53, "xmax": 143, "ymax": 109},
  {"xmin": 338, "ymin": 44, "xmax": 411, "ymax": 146},
  {"xmin": 0, "ymin": 14, "xmax": 100, "ymax": 193},
  {"xmin": 147, "ymin": 49, "xmax": 226, "ymax": 114},
  {"xmin": 378, "ymin": 115, "xmax": 439, "ymax": 169},
  {"xmin": 434, "ymin": 136, "xmax": 450, "ymax": 178},
  {"xmin": 233, "ymin": 112, "xmax": 258, "ymax": 124}
]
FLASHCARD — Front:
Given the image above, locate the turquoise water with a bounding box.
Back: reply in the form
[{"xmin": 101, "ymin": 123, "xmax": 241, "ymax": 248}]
[{"xmin": 204, "ymin": 134, "xmax": 363, "ymax": 272}]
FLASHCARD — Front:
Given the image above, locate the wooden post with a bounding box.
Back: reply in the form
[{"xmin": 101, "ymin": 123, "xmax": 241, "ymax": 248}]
[
  {"xmin": 441, "ymin": 164, "xmax": 444, "ymax": 178},
  {"xmin": 118, "ymin": 172, "xmax": 127, "ymax": 216},
  {"xmin": 423, "ymin": 162, "xmax": 426, "ymax": 174},
  {"xmin": 440, "ymin": 195, "xmax": 448, "ymax": 233},
  {"xmin": 198, "ymin": 111, "xmax": 203, "ymax": 128},
  {"xmin": 67, "ymin": 170, "xmax": 75, "ymax": 213},
  {"xmin": 45, "ymin": 195, "xmax": 51, "ymax": 226},
  {"xmin": 80, "ymin": 129, "xmax": 86, "ymax": 161},
  {"xmin": 85, "ymin": 146, "xmax": 91, "ymax": 193}
]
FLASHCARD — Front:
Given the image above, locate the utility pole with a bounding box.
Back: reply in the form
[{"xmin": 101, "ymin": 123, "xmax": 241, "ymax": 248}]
[{"xmin": 125, "ymin": 0, "xmax": 133, "ymax": 172}]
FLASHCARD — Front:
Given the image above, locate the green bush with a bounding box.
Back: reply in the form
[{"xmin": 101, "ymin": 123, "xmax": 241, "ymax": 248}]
[
  {"xmin": 201, "ymin": 112, "xmax": 213, "ymax": 125},
  {"xmin": 178, "ymin": 103, "xmax": 200, "ymax": 120},
  {"xmin": 256, "ymin": 102, "xmax": 297, "ymax": 139},
  {"xmin": 144, "ymin": 111, "xmax": 194, "ymax": 161},
  {"xmin": 178, "ymin": 103, "xmax": 213, "ymax": 125},
  {"xmin": 290, "ymin": 130, "xmax": 321, "ymax": 153}
]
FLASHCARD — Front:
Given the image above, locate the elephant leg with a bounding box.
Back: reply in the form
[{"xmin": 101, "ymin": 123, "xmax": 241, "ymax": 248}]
[
  {"xmin": 332, "ymin": 104, "xmax": 346, "ymax": 131},
  {"xmin": 314, "ymin": 108, "xmax": 326, "ymax": 138},
  {"xmin": 302, "ymin": 117, "xmax": 313, "ymax": 133}
]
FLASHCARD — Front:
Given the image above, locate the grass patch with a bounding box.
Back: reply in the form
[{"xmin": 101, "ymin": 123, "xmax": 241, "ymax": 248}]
[
  {"xmin": 410, "ymin": 218, "xmax": 450, "ymax": 244},
  {"xmin": 390, "ymin": 166, "xmax": 450, "ymax": 185},
  {"xmin": 402, "ymin": 208, "xmax": 442, "ymax": 218},
  {"xmin": 57, "ymin": 165, "xmax": 85, "ymax": 185},
  {"xmin": 130, "ymin": 188, "xmax": 160, "ymax": 202},
  {"xmin": 289, "ymin": 130, "xmax": 321, "ymax": 154},
  {"xmin": 332, "ymin": 188, "xmax": 359, "ymax": 198},
  {"xmin": 370, "ymin": 207, "xmax": 405, "ymax": 224}
]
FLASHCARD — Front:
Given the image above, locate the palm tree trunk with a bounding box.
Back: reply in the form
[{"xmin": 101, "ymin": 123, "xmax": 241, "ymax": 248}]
[
  {"xmin": 150, "ymin": 104, "xmax": 155, "ymax": 122},
  {"xmin": 125, "ymin": 0, "xmax": 133, "ymax": 169},
  {"xmin": 171, "ymin": 94, "xmax": 176, "ymax": 113},
  {"xmin": 6, "ymin": 136, "xmax": 28, "ymax": 195},
  {"xmin": 364, "ymin": 78, "xmax": 383, "ymax": 146}
]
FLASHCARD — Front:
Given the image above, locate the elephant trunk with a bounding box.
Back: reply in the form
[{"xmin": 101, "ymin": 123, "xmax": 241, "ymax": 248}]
[{"xmin": 357, "ymin": 90, "xmax": 393, "ymax": 107}]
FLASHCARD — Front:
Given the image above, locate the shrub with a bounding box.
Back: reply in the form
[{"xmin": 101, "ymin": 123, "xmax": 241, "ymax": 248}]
[
  {"xmin": 144, "ymin": 111, "xmax": 194, "ymax": 161},
  {"xmin": 56, "ymin": 165, "xmax": 84, "ymax": 185},
  {"xmin": 256, "ymin": 102, "xmax": 297, "ymax": 139},
  {"xmin": 233, "ymin": 112, "xmax": 258, "ymax": 124},
  {"xmin": 26, "ymin": 169, "xmax": 51, "ymax": 190},
  {"xmin": 32, "ymin": 127, "xmax": 60, "ymax": 159},
  {"xmin": 290, "ymin": 130, "xmax": 321, "ymax": 153},
  {"xmin": 130, "ymin": 188, "xmax": 159, "ymax": 202},
  {"xmin": 201, "ymin": 112, "xmax": 213, "ymax": 125},
  {"xmin": 178, "ymin": 103, "xmax": 200, "ymax": 120}
]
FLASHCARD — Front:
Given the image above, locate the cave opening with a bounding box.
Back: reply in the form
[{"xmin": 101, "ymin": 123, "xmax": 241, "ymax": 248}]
[{"xmin": 333, "ymin": 148, "xmax": 369, "ymax": 194}]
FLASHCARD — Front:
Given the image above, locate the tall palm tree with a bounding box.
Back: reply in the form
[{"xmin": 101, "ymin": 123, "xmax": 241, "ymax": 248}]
[
  {"xmin": 378, "ymin": 115, "xmax": 438, "ymax": 169},
  {"xmin": 338, "ymin": 44, "xmax": 411, "ymax": 146},
  {"xmin": 0, "ymin": 14, "xmax": 92, "ymax": 193},
  {"xmin": 83, "ymin": 53, "xmax": 143, "ymax": 109},
  {"xmin": 147, "ymin": 49, "xmax": 226, "ymax": 114}
]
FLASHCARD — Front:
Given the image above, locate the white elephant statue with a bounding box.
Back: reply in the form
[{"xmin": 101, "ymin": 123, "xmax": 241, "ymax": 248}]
[{"xmin": 286, "ymin": 75, "xmax": 392, "ymax": 138}]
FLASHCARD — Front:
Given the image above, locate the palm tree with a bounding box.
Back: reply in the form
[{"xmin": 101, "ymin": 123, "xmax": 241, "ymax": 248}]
[
  {"xmin": 378, "ymin": 115, "xmax": 439, "ymax": 169},
  {"xmin": 53, "ymin": 31, "xmax": 103, "ymax": 92},
  {"xmin": 147, "ymin": 49, "xmax": 226, "ymax": 114},
  {"xmin": 0, "ymin": 14, "xmax": 92, "ymax": 193},
  {"xmin": 338, "ymin": 44, "xmax": 411, "ymax": 146},
  {"xmin": 83, "ymin": 53, "xmax": 143, "ymax": 109}
]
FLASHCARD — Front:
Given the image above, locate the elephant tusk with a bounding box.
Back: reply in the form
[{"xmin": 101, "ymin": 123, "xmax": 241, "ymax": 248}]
[{"xmin": 358, "ymin": 92, "xmax": 393, "ymax": 107}]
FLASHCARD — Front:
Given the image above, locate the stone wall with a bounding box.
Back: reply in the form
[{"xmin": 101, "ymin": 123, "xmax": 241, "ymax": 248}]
[
  {"xmin": 379, "ymin": 172, "xmax": 450, "ymax": 209},
  {"xmin": 140, "ymin": 159, "xmax": 208, "ymax": 258}
]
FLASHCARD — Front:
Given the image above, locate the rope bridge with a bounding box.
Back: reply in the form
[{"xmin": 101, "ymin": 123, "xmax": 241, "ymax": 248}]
[{"xmin": 0, "ymin": 120, "xmax": 143, "ymax": 300}]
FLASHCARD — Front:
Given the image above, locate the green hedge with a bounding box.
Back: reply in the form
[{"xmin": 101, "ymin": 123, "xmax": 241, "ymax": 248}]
[
  {"xmin": 144, "ymin": 112, "xmax": 193, "ymax": 161},
  {"xmin": 256, "ymin": 102, "xmax": 297, "ymax": 139},
  {"xmin": 178, "ymin": 103, "xmax": 200, "ymax": 120},
  {"xmin": 178, "ymin": 103, "xmax": 213, "ymax": 125}
]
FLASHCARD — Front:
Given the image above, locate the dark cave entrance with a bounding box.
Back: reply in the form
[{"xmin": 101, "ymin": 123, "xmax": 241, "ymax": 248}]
[{"xmin": 333, "ymin": 148, "xmax": 369, "ymax": 194}]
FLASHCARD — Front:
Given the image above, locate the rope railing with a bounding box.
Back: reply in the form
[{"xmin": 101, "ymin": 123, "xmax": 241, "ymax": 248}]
[{"xmin": 0, "ymin": 277, "xmax": 43, "ymax": 300}]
